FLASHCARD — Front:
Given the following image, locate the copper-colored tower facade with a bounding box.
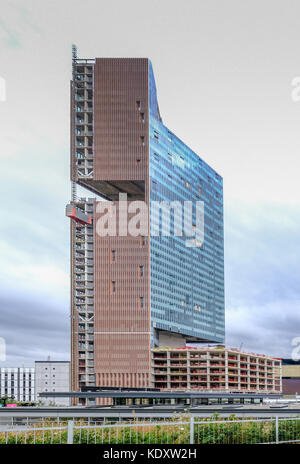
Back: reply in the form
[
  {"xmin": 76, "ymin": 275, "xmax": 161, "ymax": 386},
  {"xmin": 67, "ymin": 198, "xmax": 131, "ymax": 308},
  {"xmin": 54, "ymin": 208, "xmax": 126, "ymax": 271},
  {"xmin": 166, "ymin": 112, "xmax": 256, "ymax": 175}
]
[
  {"xmin": 93, "ymin": 58, "xmax": 151, "ymax": 389},
  {"xmin": 68, "ymin": 55, "xmax": 152, "ymax": 392}
]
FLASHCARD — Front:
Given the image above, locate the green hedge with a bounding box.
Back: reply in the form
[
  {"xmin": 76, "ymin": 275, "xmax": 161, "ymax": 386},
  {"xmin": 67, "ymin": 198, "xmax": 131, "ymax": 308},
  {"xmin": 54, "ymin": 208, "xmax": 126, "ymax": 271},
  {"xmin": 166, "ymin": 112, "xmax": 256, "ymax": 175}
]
[{"xmin": 0, "ymin": 416, "xmax": 299, "ymax": 444}]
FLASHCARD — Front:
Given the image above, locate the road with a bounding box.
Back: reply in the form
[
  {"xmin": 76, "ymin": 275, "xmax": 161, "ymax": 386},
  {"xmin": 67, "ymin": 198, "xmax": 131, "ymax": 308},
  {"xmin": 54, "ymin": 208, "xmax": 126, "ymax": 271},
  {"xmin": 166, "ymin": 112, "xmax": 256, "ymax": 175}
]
[{"xmin": 0, "ymin": 404, "xmax": 300, "ymax": 422}]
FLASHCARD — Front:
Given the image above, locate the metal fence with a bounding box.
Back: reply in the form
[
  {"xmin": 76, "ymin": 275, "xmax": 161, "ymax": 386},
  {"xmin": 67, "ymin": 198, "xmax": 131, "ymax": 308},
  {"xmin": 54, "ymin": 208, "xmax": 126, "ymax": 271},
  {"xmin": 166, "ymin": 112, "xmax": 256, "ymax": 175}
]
[{"xmin": 0, "ymin": 416, "xmax": 300, "ymax": 444}]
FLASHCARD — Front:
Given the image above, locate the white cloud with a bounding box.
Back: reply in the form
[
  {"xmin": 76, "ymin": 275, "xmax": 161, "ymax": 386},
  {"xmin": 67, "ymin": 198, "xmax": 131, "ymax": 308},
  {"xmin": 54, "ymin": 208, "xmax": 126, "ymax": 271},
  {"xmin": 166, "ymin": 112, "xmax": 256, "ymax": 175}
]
[{"xmin": 0, "ymin": 233, "xmax": 69, "ymax": 299}]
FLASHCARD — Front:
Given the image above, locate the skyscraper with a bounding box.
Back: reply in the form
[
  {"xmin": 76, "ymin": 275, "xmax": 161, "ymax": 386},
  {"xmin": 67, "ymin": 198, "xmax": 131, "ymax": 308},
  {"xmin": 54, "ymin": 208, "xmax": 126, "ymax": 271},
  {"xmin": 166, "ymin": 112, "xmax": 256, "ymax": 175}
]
[{"xmin": 66, "ymin": 49, "xmax": 225, "ymax": 392}]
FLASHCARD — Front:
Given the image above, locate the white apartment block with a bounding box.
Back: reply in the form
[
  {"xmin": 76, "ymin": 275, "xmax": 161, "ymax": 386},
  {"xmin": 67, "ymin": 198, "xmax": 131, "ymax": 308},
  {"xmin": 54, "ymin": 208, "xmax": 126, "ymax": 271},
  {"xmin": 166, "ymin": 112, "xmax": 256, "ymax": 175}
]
[
  {"xmin": 35, "ymin": 361, "xmax": 70, "ymax": 406},
  {"xmin": 0, "ymin": 367, "xmax": 35, "ymax": 402}
]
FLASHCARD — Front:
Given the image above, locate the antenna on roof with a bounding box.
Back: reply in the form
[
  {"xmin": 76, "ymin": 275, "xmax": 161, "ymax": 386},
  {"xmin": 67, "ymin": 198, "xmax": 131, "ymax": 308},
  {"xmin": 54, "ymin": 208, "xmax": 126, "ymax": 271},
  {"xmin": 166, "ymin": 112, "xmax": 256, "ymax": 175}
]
[{"xmin": 72, "ymin": 43, "xmax": 78, "ymax": 62}]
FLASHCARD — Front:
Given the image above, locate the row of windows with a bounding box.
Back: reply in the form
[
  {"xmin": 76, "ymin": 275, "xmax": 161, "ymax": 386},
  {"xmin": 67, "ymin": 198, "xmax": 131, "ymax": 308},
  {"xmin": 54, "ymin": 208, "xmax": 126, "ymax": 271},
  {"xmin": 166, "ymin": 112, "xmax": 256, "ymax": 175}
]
[
  {"xmin": 150, "ymin": 124, "xmax": 222, "ymax": 181},
  {"xmin": 136, "ymin": 100, "xmax": 145, "ymax": 147},
  {"xmin": 110, "ymin": 280, "xmax": 144, "ymax": 308},
  {"xmin": 110, "ymin": 269, "xmax": 144, "ymax": 286},
  {"xmin": 152, "ymin": 169, "xmax": 222, "ymax": 201}
]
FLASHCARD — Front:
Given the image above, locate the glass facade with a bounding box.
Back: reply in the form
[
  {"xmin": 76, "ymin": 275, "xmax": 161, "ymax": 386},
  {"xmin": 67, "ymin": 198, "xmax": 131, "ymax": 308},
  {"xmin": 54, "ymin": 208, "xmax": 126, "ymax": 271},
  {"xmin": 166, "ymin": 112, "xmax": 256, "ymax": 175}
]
[{"xmin": 148, "ymin": 62, "xmax": 225, "ymax": 344}]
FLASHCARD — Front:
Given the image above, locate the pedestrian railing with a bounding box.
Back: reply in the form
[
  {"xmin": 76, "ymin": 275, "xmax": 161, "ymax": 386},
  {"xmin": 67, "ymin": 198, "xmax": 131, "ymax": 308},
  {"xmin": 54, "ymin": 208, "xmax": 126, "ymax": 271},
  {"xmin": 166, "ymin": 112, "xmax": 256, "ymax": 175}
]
[{"xmin": 0, "ymin": 416, "xmax": 300, "ymax": 444}]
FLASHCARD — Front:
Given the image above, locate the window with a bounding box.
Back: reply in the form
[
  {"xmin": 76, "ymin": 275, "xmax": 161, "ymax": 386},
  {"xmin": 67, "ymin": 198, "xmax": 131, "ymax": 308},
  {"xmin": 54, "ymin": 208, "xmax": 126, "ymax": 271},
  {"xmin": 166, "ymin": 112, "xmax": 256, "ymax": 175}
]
[
  {"xmin": 151, "ymin": 179, "xmax": 157, "ymax": 191},
  {"xmin": 139, "ymin": 112, "xmax": 145, "ymax": 123},
  {"xmin": 136, "ymin": 158, "xmax": 141, "ymax": 164},
  {"xmin": 140, "ymin": 136, "xmax": 145, "ymax": 146},
  {"xmin": 139, "ymin": 297, "xmax": 144, "ymax": 309},
  {"xmin": 111, "ymin": 281, "xmax": 116, "ymax": 294},
  {"xmin": 167, "ymin": 131, "xmax": 173, "ymax": 142},
  {"xmin": 136, "ymin": 100, "xmax": 141, "ymax": 111},
  {"xmin": 139, "ymin": 265, "xmax": 144, "ymax": 277},
  {"xmin": 139, "ymin": 235, "xmax": 146, "ymax": 247},
  {"xmin": 111, "ymin": 250, "xmax": 116, "ymax": 262}
]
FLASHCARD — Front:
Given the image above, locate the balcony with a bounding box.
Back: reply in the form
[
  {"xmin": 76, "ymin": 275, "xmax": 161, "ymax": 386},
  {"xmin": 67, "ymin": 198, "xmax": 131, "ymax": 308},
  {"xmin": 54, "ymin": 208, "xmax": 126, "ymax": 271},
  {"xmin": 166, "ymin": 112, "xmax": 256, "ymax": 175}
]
[
  {"xmin": 190, "ymin": 362, "xmax": 208, "ymax": 367},
  {"xmin": 75, "ymin": 94, "xmax": 85, "ymax": 101},
  {"xmin": 75, "ymin": 282, "xmax": 85, "ymax": 288},
  {"xmin": 76, "ymin": 292, "xmax": 85, "ymax": 298}
]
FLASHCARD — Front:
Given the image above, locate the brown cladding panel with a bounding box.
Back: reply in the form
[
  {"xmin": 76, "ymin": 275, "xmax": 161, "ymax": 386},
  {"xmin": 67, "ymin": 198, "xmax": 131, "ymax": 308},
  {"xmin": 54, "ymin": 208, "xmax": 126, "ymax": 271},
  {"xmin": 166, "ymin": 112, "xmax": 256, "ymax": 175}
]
[
  {"xmin": 93, "ymin": 58, "xmax": 148, "ymax": 182},
  {"xmin": 93, "ymin": 201, "xmax": 151, "ymax": 386},
  {"xmin": 92, "ymin": 58, "xmax": 151, "ymax": 388}
]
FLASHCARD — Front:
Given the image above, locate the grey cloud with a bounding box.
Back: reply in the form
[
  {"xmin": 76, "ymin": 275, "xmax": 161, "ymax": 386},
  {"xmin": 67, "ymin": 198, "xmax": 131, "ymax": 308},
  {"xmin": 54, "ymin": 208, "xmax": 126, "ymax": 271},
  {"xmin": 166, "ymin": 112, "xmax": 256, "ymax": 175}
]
[
  {"xmin": 225, "ymin": 202, "xmax": 300, "ymax": 357},
  {"xmin": 0, "ymin": 289, "xmax": 69, "ymax": 366}
]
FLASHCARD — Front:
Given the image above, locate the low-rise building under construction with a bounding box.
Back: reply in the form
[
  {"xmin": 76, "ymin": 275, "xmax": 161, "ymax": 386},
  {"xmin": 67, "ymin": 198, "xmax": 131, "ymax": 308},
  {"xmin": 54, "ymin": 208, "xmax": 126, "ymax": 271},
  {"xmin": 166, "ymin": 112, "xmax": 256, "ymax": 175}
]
[{"xmin": 151, "ymin": 346, "xmax": 282, "ymax": 393}]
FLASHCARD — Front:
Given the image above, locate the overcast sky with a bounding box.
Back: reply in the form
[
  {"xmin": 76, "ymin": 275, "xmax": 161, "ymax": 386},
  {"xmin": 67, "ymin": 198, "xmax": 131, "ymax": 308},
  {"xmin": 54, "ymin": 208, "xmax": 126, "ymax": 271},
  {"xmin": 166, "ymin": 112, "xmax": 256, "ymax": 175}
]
[{"xmin": 0, "ymin": 0, "xmax": 300, "ymax": 366}]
